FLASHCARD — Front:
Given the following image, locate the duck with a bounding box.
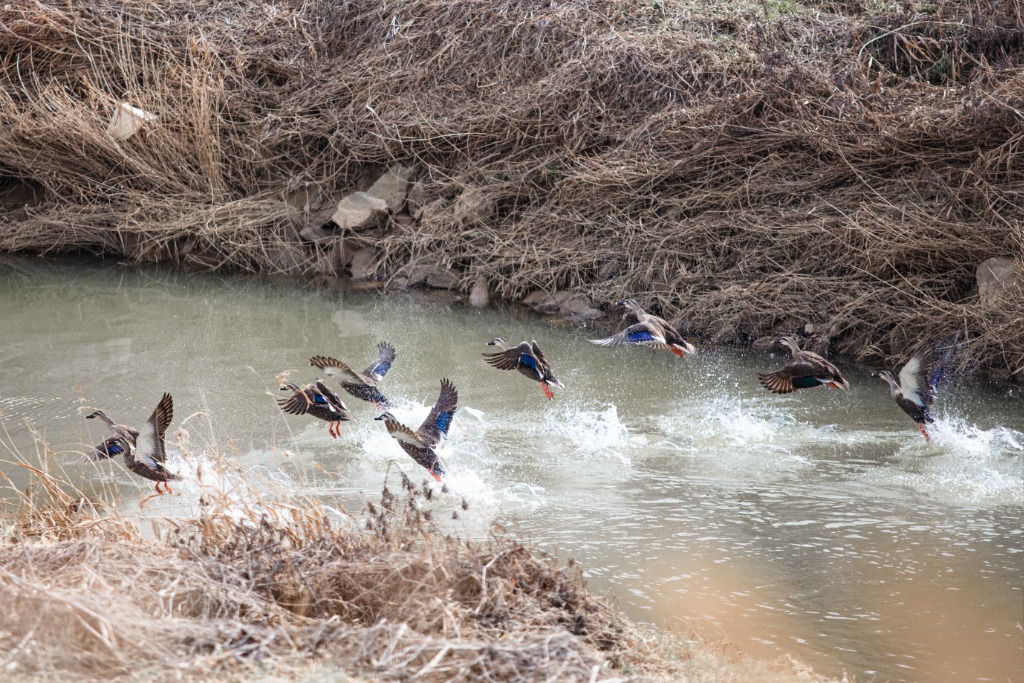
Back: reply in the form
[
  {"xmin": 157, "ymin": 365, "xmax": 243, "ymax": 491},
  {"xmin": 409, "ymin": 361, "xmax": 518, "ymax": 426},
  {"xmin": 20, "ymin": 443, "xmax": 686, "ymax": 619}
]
[
  {"xmin": 375, "ymin": 378, "xmax": 458, "ymax": 482},
  {"xmin": 103, "ymin": 393, "xmax": 181, "ymax": 494},
  {"xmin": 85, "ymin": 408, "xmax": 140, "ymax": 461},
  {"xmin": 311, "ymin": 342, "xmax": 396, "ymax": 407},
  {"xmin": 873, "ymin": 334, "xmax": 958, "ymax": 441},
  {"xmin": 758, "ymin": 337, "xmax": 850, "ymax": 394},
  {"xmin": 483, "ymin": 337, "xmax": 564, "ymax": 399},
  {"xmin": 589, "ymin": 299, "xmax": 696, "ymax": 357},
  {"xmin": 277, "ymin": 379, "xmax": 350, "ymax": 437}
]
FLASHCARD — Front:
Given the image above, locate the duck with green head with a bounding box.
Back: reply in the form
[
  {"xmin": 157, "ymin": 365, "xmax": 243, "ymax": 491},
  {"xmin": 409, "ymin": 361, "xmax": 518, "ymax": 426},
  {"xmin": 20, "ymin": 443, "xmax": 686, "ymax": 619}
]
[
  {"xmin": 589, "ymin": 299, "xmax": 696, "ymax": 357},
  {"xmin": 758, "ymin": 337, "xmax": 849, "ymax": 394},
  {"xmin": 483, "ymin": 337, "xmax": 564, "ymax": 399}
]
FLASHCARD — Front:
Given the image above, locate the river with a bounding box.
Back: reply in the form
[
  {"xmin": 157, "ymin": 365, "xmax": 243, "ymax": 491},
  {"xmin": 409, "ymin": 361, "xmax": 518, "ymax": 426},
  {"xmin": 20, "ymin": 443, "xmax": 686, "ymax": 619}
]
[{"xmin": 1, "ymin": 257, "xmax": 1021, "ymax": 682}]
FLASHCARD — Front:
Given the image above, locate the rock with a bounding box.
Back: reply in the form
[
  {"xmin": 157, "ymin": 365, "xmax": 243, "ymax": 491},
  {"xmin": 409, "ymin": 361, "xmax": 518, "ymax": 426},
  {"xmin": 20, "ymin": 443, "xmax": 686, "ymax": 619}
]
[
  {"xmin": 752, "ymin": 336, "xmax": 776, "ymax": 351},
  {"xmin": 367, "ymin": 164, "xmax": 411, "ymax": 213},
  {"xmin": 391, "ymin": 213, "xmax": 416, "ymax": 235},
  {"xmin": 977, "ymin": 257, "xmax": 1019, "ymax": 306},
  {"xmin": 522, "ymin": 290, "xmax": 557, "ymax": 313},
  {"xmin": 554, "ymin": 292, "xmax": 602, "ymax": 320},
  {"xmin": 469, "ymin": 277, "xmax": 490, "ymax": 308},
  {"xmin": 426, "ymin": 267, "xmax": 460, "ymax": 290},
  {"xmin": 407, "ymin": 181, "xmax": 429, "ymax": 218},
  {"xmin": 349, "ymin": 248, "xmax": 377, "ymax": 281},
  {"xmin": 268, "ymin": 243, "xmax": 305, "ymax": 274},
  {"xmin": 394, "ymin": 262, "xmax": 435, "ymax": 289},
  {"xmin": 106, "ymin": 102, "xmax": 156, "ymax": 141},
  {"xmin": 331, "ymin": 192, "xmax": 388, "ymax": 232},
  {"xmin": 453, "ymin": 187, "xmax": 494, "ymax": 223},
  {"xmin": 419, "ymin": 198, "xmax": 449, "ymax": 223},
  {"xmin": 299, "ymin": 225, "xmax": 335, "ymax": 244}
]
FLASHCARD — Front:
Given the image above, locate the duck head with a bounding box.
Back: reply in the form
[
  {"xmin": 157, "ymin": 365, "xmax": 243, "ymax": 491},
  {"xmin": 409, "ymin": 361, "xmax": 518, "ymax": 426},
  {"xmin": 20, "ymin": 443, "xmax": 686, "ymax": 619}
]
[{"xmin": 487, "ymin": 337, "xmax": 510, "ymax": 350}]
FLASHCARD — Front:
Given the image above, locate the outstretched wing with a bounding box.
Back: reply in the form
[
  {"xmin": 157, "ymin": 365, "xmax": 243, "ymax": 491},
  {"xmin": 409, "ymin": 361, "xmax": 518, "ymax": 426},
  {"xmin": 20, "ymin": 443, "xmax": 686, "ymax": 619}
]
[
  {"xmin": 531, "ymin": 340, "xmax": 551, "ymax": 370},
  {"xmin": 897, "ymin": 356, "xmax": 925, "ymax": 407},
  {"xmin": 135, "ymin": 393, "xmax": 173, "ymax": 469},
  {"xmin": 417, "ymin": 378, "xmax": 458, "ymax": 445},
  {"xmin": 363, "ymin": 342, "xmax": 396, "ymax": 381},
  {"xmin": 589, "ymin": 322, "xmax": 665, "ymax": 347},
  {"xmin": 87, "ymin": 436, "xmax": 127, "ymax": 462},
  {"xmin": 278, "ymin": 387, "xmax": 320, "ymax": 415},
  {"xmin": 482, "ymin": 346, "xmax": 521, "ymax": 371},
  {"xmin": 923, "ymin": 332, "xmax": 960, "ymax": 405},
  {"xmin": 310, "ymin": 355, "xmax": 365, "ymax": 385}
]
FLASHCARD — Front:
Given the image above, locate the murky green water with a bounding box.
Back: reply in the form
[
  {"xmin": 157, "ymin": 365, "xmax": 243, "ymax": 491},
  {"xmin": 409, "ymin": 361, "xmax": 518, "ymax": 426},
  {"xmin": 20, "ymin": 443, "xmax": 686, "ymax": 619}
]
[{"xmin": 1, "ymin": 257, "xmax": 1022, "ymax": 682}]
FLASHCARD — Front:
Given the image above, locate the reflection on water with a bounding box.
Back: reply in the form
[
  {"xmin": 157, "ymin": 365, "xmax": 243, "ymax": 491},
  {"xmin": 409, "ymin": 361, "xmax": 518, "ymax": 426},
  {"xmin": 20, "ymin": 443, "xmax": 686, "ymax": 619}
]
[{"xmin": 1, "ymin": 257, "xmax": 1022, "ymax": 682}]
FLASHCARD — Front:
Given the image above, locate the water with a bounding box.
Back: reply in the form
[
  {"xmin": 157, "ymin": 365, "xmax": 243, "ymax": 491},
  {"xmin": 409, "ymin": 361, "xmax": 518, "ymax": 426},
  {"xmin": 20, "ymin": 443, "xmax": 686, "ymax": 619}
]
[{"xmin": 1, "ymin": 257, "xmax": 1021, "ymax": 682}]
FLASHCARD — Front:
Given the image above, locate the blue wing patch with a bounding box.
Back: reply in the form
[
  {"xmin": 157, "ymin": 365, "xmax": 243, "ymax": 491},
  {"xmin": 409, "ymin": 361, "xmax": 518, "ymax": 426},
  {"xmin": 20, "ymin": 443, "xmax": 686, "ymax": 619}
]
[
  {"xmin": 519, "ymin": 354, "xmax": 538, "ymax": 369},
  {"xmin": 373, "ymin": 360, "xmax": 392, "ymax": 377},
  {"xmin": 107, "ymin": 443, "xmax": 124, "ymax": 456},
  {"xmin": 435, "ymin": 411, "xmax": 454, "ymax": 436},
  {"xmin": 625, "ymin": 330, "xmax": 655, "ymax": 343},
  {"xmin": 793, "ymin": 376, "xmax": 821, "ymax": 388},
  {"xmin": 313, "ymin": 394, "xmax": 328, "ymax": 404}
]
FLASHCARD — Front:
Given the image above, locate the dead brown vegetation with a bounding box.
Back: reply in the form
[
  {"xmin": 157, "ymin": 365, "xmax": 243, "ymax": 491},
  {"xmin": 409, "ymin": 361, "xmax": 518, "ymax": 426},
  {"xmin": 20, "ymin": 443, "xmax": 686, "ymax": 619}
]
[
  {"xmin": 0, "ymin": 0, "xmax": 1021, "ymax": 378},
  {"xmin": 0, "ymin": 451, "xmax": 833, "ymax": 682}
]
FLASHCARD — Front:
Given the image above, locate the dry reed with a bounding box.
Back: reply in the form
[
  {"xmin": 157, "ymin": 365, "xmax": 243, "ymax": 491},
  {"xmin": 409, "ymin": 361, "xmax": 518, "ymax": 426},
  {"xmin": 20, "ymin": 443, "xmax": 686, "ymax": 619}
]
[{"xmin": 0, "ymin": 0, "xmax": 1021, "ymax": 378}]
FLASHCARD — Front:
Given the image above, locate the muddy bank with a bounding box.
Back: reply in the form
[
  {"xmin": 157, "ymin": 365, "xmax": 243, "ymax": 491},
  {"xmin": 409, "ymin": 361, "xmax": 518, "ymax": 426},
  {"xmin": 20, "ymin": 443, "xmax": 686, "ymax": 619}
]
[{"xmin": 0, "ymin": 0, "xmax": 1021, "ymax": 378}]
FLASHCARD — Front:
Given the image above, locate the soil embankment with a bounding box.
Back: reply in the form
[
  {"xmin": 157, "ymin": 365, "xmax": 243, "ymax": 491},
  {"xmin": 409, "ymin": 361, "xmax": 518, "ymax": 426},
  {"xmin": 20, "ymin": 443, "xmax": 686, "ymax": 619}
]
[{"xmin": 0, "ymin": 0, "xmax": 1021, "ymax": 377}]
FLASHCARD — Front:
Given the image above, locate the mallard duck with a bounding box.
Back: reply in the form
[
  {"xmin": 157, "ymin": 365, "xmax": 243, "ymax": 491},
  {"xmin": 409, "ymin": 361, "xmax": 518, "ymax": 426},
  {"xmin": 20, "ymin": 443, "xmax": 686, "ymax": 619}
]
[
  {"xmin": 278, "ymin": 379, "xmax": 350, "ymax": 437},
  {"xmin": 85, "ymin": 408, "xmax": 140, "ymax": 461},
  {"xmin": 375, "ymin": 378, "xmax": 458, "ymax": 481},
  {"xmin": 483, "ymin": 337, "xmax": 564, "ymax": 399},
  {"xmin": 873, "ymin": 334, "xmax": 958, "ymax": 441},
  {"xmin": 311, "ymin": 342, "xmax": 396, "ymax": 407},
  {"xmin": 589, "ymin": 299, "xmax": 696, "ymax": 357},
  {"xmin": 104, "ymin": 393, "xmax": 181, "ymax": 494},
  {"xmin": 758, "ymin": 337, "xmax": 849, "ymax": 394}
]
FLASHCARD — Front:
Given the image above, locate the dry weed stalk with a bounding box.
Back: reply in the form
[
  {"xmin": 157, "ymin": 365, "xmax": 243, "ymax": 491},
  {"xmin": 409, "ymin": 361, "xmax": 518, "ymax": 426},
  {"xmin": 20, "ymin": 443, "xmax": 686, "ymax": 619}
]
[{"xmin": 0, "ymin": 0, "xmax": 1020, "ymax": 378}]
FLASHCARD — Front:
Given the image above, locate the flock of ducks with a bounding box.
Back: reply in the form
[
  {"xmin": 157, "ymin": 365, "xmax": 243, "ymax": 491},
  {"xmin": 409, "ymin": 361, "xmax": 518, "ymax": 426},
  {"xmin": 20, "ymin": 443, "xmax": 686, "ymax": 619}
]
[{"xmin": 82, "ymin": 300, "xmax": 959, "ymax": 494}]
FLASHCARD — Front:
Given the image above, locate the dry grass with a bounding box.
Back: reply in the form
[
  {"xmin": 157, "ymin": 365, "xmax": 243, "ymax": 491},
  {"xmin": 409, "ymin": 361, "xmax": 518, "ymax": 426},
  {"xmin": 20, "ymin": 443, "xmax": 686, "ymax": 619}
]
[
  {"xmin": 0, "ymin": 439, "xmax": 836, "ymax": 682},
  {"xmin": 0, "ymin": 0, "xmax": 1021, "ymax": 377}
]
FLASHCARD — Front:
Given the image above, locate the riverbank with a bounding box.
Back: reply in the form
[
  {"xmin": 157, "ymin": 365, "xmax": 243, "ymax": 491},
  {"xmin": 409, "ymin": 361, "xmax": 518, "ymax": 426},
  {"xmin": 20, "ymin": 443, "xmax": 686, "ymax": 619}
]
[
  {"xmin": 0, "ymin": 0, "xmax": 1021, "ymax": 380},
  {"xmin": 0, "ymin": 448, "xmax": 833, "ymax": 682}
]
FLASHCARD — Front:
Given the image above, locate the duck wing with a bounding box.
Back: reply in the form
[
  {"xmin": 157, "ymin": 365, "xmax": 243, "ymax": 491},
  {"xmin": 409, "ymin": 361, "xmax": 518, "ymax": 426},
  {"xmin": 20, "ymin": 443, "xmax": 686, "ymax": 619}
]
[
  {"xmin": 134, "ymin": 393, "xmax": 173, "ymax": 470},
  {"xmin": 87, "ymin": 436, "xmax": 128, "ymax": 462},
  {"xmin": 310, "ymin": 355, "xmax": 368, "ymax": 385},
  {"xmin": 897, "ymin": 356, "xmax": 926, "ymax": 407},
  {"xmin": 589, "ymin": 322, "xmax": 666, "ymax": 347},
  {"xmin": 531, "ymin": 340, "xmax": 563, "ymax": 386},
  {"xmin": 482, "ymin": 345, "xmax": 526, "ymax": 371},
  {"xmin": 417, "ymin": 379, "xmax": 458, "ymax": 446},
  {"xmin": 362, "ymin": 342, "xmax": 396, "ymax": 382}
]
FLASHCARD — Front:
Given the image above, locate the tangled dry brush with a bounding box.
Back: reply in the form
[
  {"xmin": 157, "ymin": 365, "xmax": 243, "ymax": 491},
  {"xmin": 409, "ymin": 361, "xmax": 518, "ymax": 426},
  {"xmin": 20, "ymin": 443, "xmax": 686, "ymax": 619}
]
[
  {"xmin": 0, "ymin": 460, "xmax": 832, "ymax": 682},
  {"xmin": 0, "ymin": 0, "xmax": 1021, "ymax": 376}
]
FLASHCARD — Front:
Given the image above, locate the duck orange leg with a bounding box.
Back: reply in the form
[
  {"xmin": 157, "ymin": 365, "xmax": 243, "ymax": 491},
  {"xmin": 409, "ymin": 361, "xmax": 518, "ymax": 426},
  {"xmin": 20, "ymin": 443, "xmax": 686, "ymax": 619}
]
[
  {"xmin": 670, "ymin": 346, "xmax": 684, "ymax": 357},
  {"xmin": 917, "ymin": 422, "xmax": 930, "ymax": 441},
  {"xmin": 541, "ymin": 382, "xmax": 554, "ymax": 400},
  {"xmin": 154, "ymin": 481, "xmax": 164, "ymax": 495}
]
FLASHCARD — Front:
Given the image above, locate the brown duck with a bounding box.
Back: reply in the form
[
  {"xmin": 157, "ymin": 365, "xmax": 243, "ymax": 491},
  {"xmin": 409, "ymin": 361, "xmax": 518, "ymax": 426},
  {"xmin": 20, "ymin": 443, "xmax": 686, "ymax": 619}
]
[
  {"xmin": 375, "ymin": 379, "xmax": 458, "ymax": 481},
  {"xmin": 277, "ymin": 379, "xmax": 350, "ymax": 438},
  {"xmin": 873, "ymin": 334, "xmax": 958, "ymax": 441},
  {"xmin": 589, "ymin": 299, "xmax": 696, "ymax": 357},
  {"xmin": 758, "ymin": 337, "xmax": 849, "ymax": 394},
  {"xmin": 483, "ymin": 337, "xmax": 564, "ymax": 399},
  {"xmin": 85, "ymin": 408, "xmax": 140, "ymax": 461},
  {"xmin": 311, "ymin": 342, "xmax": 396, "ymax": 407},
  {"xmin": 104, "ymin": 393, "xmax": 181, "ymax": 494}
]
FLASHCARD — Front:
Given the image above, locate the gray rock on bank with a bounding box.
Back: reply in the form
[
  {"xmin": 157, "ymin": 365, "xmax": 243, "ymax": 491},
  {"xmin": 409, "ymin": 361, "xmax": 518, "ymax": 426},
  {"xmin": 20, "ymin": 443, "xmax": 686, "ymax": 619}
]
[
  {"xmin": 523, "ymin": 290, "xmax": 602, "ymax": 320},
  {"xmin": 977, "ymin": 257, "xmax": 1019, "ymax": 306}
]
